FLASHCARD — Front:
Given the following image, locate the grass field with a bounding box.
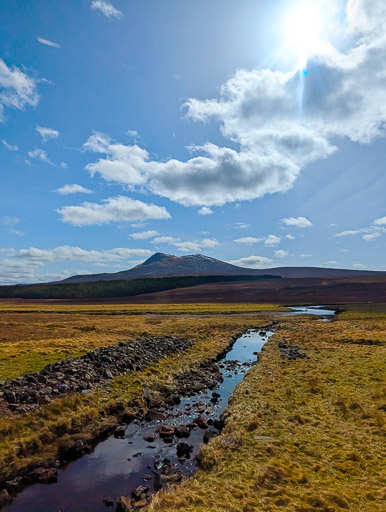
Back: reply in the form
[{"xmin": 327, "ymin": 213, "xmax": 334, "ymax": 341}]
[
  {"xmin": 150, "ymin": 308, "xmax": 386, "ymax": 512},
  {"xmin": 0, "ymin": 302, "xmax": 384, "ymax": 511},
  {"xmin": 0, "ymin": 302, "xmax": 277, "ymax": 485}
]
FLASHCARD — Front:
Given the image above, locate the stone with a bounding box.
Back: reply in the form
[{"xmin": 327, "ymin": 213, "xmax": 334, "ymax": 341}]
[
  {"xmin": 30, "ymin": 467, "xmax": 58, "ymax": 484},
  {"xmin": 102, "ymin": 496, "xmax": 115, "ymax": 507},
  {"xmin": 174, "ymin": 425, "xmax": 191, "ymax": 438},
  {"xmin": 0, "ymin": 489, "xmax": 12, "ymax": 507},
  {"xmin": 145, "ymin": 409, "xmax": 166, "ymax": 421},
  {"xmin": 176, "ymin": 442, "xmax": 193, "ymax": 458},
  {"xmin": 114, "ymin": 425, "xmax": 126, "ymax": 438},
  {"xmin": 116, "ymin": 496, "xmax": 132, "ymax": 512}
]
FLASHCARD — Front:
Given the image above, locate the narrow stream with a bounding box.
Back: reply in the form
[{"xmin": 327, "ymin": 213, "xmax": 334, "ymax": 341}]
[
  {"xmin": 3, "ymin": 306, "xmax": 335, "ymax": 512},
  {"xmin": 3, "ymin": 329, "xmax": 273, "ymax": 512}
]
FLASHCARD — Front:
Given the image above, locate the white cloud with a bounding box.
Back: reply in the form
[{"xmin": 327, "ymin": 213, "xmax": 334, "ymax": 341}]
[
  {"xmin": 281, "ymin": 217, "xmax": 313, "ymax": 228},
  {"xmin": 130, "ymin": 230, "xmax": 159, "ymax": 240},
  {"xmin": 198, "ymin": 206, "xmax": 213, "ymax": 216},
  {"xmin": 300, "ymin": 253, "xmax": 312, "ymax": 257},
  {"xmin": 352, "ymin": 261, "xmax": 367, "ymax": 269},
  {"xmin": 37, "ymin": 37, "xmax": 61, "ymax": 49},
  {"xmin": 1, "ymin": 216, "xmax": 20, "ymax": 226},
  {"xmin": 0, "ymin": 246, "xmax": 153, "ymax": 285},
  {"xmin": 264, "ymin": 234, "xmax": 281, "ymax": 247},
  {"xmin": 57, "ymin": 195, "xmax": 171, "ymax": 226},
  {"xmin": 0, "ymin": 58, "xmax": 39, "ymax": 121},
  {"xmin": 285, "ymin": 234, "xmax": 295, "ymax": 239},
  {"xmin": 91, "ymin": 1, "xmax": 123, "ymax": 19},
  {"xmin": 28, "ymin": 148, "xmax": 53, "ymax": 165},
  {"xmin": 228, "ymin": 255, "xmax": 274, "ymax": 269},
  {"xmin": 15, "ymin": 245, "xmax": 152, "ymax": 263},
  {"xmin": 9, "ymin": 229, "xmax": 24, "ymax": 237},
  {"xmin": 334, "ymin": 217, "xmax": 386, "ymax": 242},
  {"xmin": 334, "ymin": 229, "xmax": 361, "ymax": 237},
  {"xmin": 233, "ymin": 222, "xmax": 251, "ymax": 229},
  {"xmin": 36, "ymin": 126, "xmax": 59, "ymax": 142},
  {"xmin": 374, "ymin": 216, "xmax": 386, "ymax": 226},
  {"xmin": 152, "ymin": 236, "xmax": 219, "ymax": 253},
  {"xmin": 275, "ymin": 250, "xmax": 288, "ymax": 258},
  {"xmin": 234, "ymin": 237, "xmax": 263, "ymax": 245},
  {"xmin": 323, "ymin": 260, "xmax": 338, "ymax": 266},
  {"xmin": 362, "ymin": 232, "xmax": 381, "ymax": 242},
  {"xmin": 54, "ymin": 184, "xmax": 93, "ymax": 195},
  {"xmin": 2, "ymin": 139, "xmax": 18, "ymax": 151}
]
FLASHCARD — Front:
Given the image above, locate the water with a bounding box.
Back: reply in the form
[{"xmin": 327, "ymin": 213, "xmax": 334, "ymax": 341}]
[
  {"xmin": 286, "ymin": 305, "xmax": 336, "ymax": 316},
  {"xmin": 3, "ymin": 329, "xmax": 272, "ymax": 512},
  {"xmin": 4, "ymin": 307, "xmax": 336, "ymax": 512}
]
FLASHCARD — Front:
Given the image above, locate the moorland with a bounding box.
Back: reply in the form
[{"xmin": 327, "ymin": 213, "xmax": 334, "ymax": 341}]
[{"xmin": 0, "ymin": 301, "xmax": 384, "ymax": 511}]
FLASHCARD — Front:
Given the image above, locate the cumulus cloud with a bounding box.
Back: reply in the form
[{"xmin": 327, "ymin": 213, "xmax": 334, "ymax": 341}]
[
  {"xmin": 228, "ymin": 255, "xmax": 274, "ymax": 269},
  {"xmin": 334, "ymin": 216, "xmax": 386, "ymax": 242},
  {"xmin": 37, "ymin": 37, "xmax": 61, "ymax": 49},
  {"xmin": 54, "ymin": 184, "xmax": 93, "ymax": 195},
  {"xmin": 0, "ymin": 58, "xmax": 39, "ymax": 121},
  {"xmin": 57, "ymin": 196, "xmax": 171, "ymax": 226},
  {"xmin": 36, "ymin": 126, "xmax": 59, "ymax": 142},
  {"xmin": 234, "ymin": 237, "xmax": 263, "ymax": 245},
  {"xmin": 264, "ymin": 234, "xmax": 281, "ymax": 247},
  {"xmin": 15, "ymin": 245, "xmax": 152, "ymax": 263},
  {"xmin": 198, "ymin": 207, "xmax": 213, "ymax": 216},
  {"xmin": 130, "ymin": 230, "xmax": 159, "ymax": 240},
  {"xmin": 27, "ymin": 148, "xmax": 53, "ymax": 165},
  {"xmin": 281, "ymin": 217, "xmax": 313, "ymax": 228},
  {"xmin": 2, "ymin": 139, "xmax": 18, "ymax": 151},
  {"xmin": 374, "ymin": 216, "xmax": 386, "ymax": 226},
  {"xmin": 152, "ymin": 236, "xmax": 219, "ymax": 253},
  {"xmin": 90, "ymin": 1, "xmax": 123, "ymax": 19},
  {"xmin": 82, "ymin": 2, "xmax": 386, "ymax": 208},
  {"xmin": 285, "ymin": 234, "xmax": 295, "ymax": 239},
  {"xmin": 275, "ymin": 250, "xmax": 289, "ymax": 258},
  {"xmin": 0, "ymin": 246, "xmax": 153, "ymax": 285}
]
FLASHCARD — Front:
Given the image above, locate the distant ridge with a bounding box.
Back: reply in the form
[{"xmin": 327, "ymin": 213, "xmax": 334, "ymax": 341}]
[{"xmin": 57, "ymin": 252, "xmax": 382, "ymax": 284}]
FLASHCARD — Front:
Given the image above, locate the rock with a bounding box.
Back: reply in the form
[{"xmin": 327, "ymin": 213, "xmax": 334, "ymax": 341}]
[
  {"xmin": 0, "ymin": 489, "xmax": 12, "ymax": 507},
  {"xmin": 114, "ymin": 425, "xmax": 126, "ymax": 438},
  {"xmin": 174, "ymin": 425, "xmax": 191, "ymax": 438},
  {"xmin": 102, "ymin": 496, "xmax": 115, "ymax": 507},
  {"xmin": 30, "ymin": 467, "xmax": 58, "ymax": 484},
  {"xmin": 143, "ymin": 434, "xmax": 156, "ymax": 442},
  {"xmin": 203, "ymin": 430, "xmax": 217, "ymax": 443},
  {"xmin": 116, "ymin": 496, "xmax": 132, "ymax": 512},
  {"xmin": 176, "ymin": 442, "xmax": 193, "ymax": 458},
  {"xmin": 156, "ymin": 425, "xmax": 175, "ymax": 438},
  {"xmin": 133, "ymin": 500, "xmax": 148, "ymax": 509},
  {"xmin": 213, "ymin": 418, "xmax": 225, "ymax": 431},
  {"xmin": 132, "ymin": 485, "xmax": 149, "ymax": 501},
  {"xmin": 193, "ymin": 415, "xmax": 208, "ymax": 429},
  {"xmin": 145, "ymin": 409, "xmax": 166, "ymax": 421}
]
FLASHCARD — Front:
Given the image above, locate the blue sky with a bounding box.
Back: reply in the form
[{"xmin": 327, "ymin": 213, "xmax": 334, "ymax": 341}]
[{"xmin": 0, "ymin": 0, "xmax": 385, "ymax": 284}]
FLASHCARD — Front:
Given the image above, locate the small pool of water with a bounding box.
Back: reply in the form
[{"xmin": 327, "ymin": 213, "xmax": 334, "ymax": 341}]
[
  {"xmin": 286, "ymin": 306, "xmax": 336, "ymax": 316},
  {"xmin": 3, "ymin": 329, "xmax": 273, "ymax": 512}
]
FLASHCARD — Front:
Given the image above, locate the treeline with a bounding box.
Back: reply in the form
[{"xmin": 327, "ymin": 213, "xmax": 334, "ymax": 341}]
[{"xmin": 0, "ymin": 274, "xmax": 279, "ymax": 300}]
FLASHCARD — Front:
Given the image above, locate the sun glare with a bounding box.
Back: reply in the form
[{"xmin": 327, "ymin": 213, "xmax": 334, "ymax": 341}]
[{"xmin": 286, "ymin": 1, "xmax": 323, "ymax": 69}]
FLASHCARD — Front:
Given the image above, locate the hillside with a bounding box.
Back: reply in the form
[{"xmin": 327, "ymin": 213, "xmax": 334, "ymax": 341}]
[{"xmin": 57, "ymin": 252, "xmax": 382, "ymax": 284}]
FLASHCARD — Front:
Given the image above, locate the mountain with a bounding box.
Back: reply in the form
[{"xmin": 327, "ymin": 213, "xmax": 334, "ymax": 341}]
[{"xmin": 57, "ymin": 252, "xmax": 382, "ymax": 284}]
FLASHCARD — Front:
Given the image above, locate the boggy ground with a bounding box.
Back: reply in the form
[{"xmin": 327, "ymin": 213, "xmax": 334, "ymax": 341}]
[
  {"xmin": 149, "ymin": 307, "xmax": 386, "ymax": 512},
  {"xmin": 0, "ymin": 303, "xmax": 278, "ymax": 499}
]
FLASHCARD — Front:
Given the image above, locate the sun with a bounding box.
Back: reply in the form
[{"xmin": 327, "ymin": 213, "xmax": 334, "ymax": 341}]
[{"xmin": 285, "ymin": 1, "xmax": 323, "ymax": 69}]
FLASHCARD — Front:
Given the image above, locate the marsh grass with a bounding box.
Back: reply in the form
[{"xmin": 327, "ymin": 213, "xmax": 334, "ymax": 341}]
[
  {"xmin": 149, "ymin": 308, "xmax": 386, "ymax": 512},
  {"xmin": 0, "ymin": 307, "xmax": 269, "ymax": 484}
]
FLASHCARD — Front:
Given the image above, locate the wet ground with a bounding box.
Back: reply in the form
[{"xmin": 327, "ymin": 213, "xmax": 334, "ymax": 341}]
[
  {"xmin": 3, "ymin": 329, "xmax": 273, "ymax": 512},
  {"xmin": 3, "ymin": 306, "xmax": 335, "ymax": 512}
]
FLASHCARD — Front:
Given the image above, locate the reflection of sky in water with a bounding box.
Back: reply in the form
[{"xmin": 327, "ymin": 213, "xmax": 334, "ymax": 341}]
[
  {"xmin": 6, "ymin": 320, "xmax": 344, "ymax": 512},
  {"xmin": 287, "ymin": 306, "xmax": 335, "ymax": 316}
]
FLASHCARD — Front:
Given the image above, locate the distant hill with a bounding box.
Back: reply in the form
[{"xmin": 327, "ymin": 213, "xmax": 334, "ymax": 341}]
[{"xmin": 57, "ymin": 252, "xmax": 382, "ymax": 284}]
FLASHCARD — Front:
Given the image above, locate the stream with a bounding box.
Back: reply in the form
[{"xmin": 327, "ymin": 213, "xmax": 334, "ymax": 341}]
[{"xmin": 3, "ymin": 306, "xmax": 335, "ymax": 512}]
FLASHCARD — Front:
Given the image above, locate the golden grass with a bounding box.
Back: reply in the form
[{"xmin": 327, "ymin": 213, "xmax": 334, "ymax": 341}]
[
  {"xmin": 149, "ymin": 308, "xmax": 386, "ymax": 512},
  {"xmin": 0, "ymin": 303, "xmax": 285, "ymax": 380},
  {"xmin": 0, "ymin": 308, "xmax": 272, "ymax": 483}
]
